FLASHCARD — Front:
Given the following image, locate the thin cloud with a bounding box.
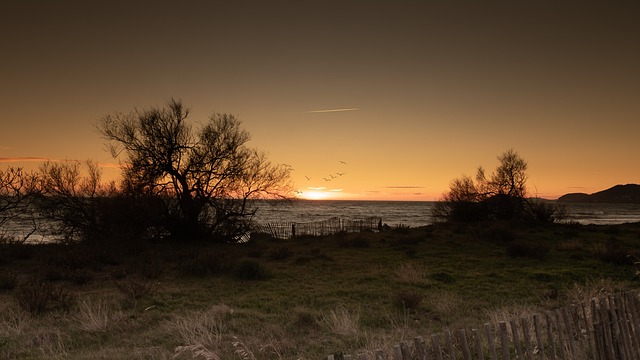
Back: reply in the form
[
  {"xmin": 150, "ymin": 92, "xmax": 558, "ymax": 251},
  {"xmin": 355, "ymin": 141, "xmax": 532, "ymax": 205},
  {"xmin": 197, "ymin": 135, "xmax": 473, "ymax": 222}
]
[
  {"xmin": 0, "ymin": 157, "xmax": 50, "ymax": 163},
  {"xmin": 304, "ymin": 108, "xmax": 360, "ymax": 114},
  {"xmin": 308, "ymin": 186, "xmax": 326, "ymax": 190},
  {"xmin": 383, "ymin": 186, "xmax": 424, "ymax": 189},
  {"xmin": 98, "ymin": 162, "xmax": 124, "ymax": 169},
  {"xmin": 329, "ymin": 188, "xmax": 343, "ymax": 192}
]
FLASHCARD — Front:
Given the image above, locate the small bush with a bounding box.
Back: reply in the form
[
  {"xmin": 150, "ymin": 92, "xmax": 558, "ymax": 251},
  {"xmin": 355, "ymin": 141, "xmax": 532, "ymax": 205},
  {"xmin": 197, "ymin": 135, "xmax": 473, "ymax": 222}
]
[
  {"xmin": 599, "ymin": 237, "xmax": 629, "ymax": 265},
  {"xmin": 182, "ymin": 251, "xmax": 233, "ymax": 277},
  {"xmin": 393, "ymin": 290, "xmax": 423, "ymax": 310},
  {"xmin": 430, "ymin": 272, "xmax": 455, "ymax": 284},
  {"xmin": 113, "ymin": 276, "xmax": 157, "ymax": 303},
  {"xmin": 232, "ymin": 260, "xmax": 271, "ymax": 281},
  {"xmin": 337, "ymin": 235, "xmax": 370, "ymax": 248},
  {"xmin": 13, "ymin": 278, "xmax": 75, "ymax": 314},
  {"xmin": 288, "ymin": 308, "xmax": 318, "ymax": 334},
  {"xmin": 506, "ymin": 241, "xmax": 549, "ymax": 259},
  {"xmin": 0, "ymin": 274, "xmax": 17, "ymax": 292},
  {"xmin": 482, "ymin": 224, "xmax": 516, "ymax": 243},
  {"xmin": 557, "ymin": 239, "xmax": 584, "ymax": 252},
  {"xmin": 268, "ymin": 246, "xmax": 293, "ymax": 261}
]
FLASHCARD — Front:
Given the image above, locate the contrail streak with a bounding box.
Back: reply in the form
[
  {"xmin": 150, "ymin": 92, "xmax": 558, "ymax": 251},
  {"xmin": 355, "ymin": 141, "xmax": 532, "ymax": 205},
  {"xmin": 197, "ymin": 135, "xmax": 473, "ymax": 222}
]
[{"xmin": 305, "ymin": 108, "xmax": 360, "ymax": 113}]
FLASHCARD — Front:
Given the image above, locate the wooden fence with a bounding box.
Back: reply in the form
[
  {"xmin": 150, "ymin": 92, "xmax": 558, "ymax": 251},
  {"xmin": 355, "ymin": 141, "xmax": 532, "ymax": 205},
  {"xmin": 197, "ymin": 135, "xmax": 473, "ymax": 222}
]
[
  {"xmin": 329, "ymin": 290, "xmax": 640, "ymax": 360},
  {"xmin": 254, "ymin": 217, "xmax": 382, "ymax": 239}
]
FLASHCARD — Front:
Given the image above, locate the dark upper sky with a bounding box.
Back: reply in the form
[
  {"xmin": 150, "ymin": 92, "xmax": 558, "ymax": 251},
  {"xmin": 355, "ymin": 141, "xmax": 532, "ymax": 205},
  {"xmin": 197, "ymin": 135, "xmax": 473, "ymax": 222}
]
[{"xmin": 2, "ymin": 1, "xmax": 639, "ymax": 200}]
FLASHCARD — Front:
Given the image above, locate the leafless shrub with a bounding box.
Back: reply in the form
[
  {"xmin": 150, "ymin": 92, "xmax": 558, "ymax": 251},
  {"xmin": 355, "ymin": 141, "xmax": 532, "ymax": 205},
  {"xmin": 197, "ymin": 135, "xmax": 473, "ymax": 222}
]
[
  {"xmin": 113, "ymin": 275, "xmax": 158, "ymax": 304},
  {"xmin": 13, "ymin": 278, "xmax": 75, "ymax": 314}
]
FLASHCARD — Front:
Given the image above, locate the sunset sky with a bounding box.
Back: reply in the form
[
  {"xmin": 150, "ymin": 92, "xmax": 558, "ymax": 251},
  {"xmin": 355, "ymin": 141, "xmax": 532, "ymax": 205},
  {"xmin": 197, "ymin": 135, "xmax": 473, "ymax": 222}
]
[{"xmin": 1, "ymin": 1, "xmax": 639, "ymax": 201}]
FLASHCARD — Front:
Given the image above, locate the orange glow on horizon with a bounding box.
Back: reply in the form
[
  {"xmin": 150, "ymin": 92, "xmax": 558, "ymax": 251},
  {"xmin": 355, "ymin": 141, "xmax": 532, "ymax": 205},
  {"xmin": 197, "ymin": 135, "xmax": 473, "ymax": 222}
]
[{"xmin": 298, "ymin": 190, "xmax": 332, "ymax": 200}]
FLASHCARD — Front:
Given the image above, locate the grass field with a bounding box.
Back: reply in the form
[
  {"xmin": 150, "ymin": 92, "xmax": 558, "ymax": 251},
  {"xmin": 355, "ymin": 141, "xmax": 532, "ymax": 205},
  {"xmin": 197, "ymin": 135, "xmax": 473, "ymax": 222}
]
[{"xmin": 1, "ymin": 221, "xmax": 639, "ymax": 359}]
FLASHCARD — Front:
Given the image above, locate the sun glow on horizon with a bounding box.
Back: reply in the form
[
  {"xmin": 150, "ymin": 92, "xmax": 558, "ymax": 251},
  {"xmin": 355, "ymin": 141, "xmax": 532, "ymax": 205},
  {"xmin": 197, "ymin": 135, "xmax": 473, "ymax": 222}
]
[{"xmin": 299, "ymin": 190, "xmax": 331, "ymax": 200}]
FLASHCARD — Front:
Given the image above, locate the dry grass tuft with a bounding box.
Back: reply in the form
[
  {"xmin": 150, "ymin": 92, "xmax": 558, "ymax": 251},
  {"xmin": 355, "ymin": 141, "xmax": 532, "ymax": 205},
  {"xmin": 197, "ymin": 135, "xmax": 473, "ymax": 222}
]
[
  {"xmin": 166, "ymin": 304, "xmax": 233, "ymax": 359},
  {"xmin": 174, "ymin": 344, "xmax": 221, "ymax": 360},
  {"xmin": 322, "ymin": 304, "xmax": 360, "ymax": 337},
  {"xmin": 564, "ymin": 278, "xmax": 615, "ymax": 305},
  {"xmin": 233, "ymin": 339, "xmax": 258, "ymax": 360},
  {"xmin": 394, "ymin": 262, "xmax": 427, "ymax": 284},
  {"xmin": 31, "ymin": 329, "xmax": 69, "ymax": 360},
  {"xmin": 70, "ymin": 298, "xmax": 124, "ymax": 332},
  {"xmin": 556, "ymin": 238, "xmax": 585, "ymax": 251},
  {"xmin": 0, "ymin": 305, "xmax": 30, "ymax": 336},
  {"xmin": 429, "ymin": 291, "xmax": 464, "ymax": 316},
  {"xmin": 486, "ymin": 303, "xmax": 542, "ymax": 342}
]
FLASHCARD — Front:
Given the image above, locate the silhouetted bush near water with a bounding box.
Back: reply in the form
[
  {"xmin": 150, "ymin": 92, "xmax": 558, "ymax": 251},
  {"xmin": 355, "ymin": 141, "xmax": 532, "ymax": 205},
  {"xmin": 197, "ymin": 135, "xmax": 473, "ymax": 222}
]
[{"xmin": 434, "ymin": 149, "xmax": 566, "ymax": 224}]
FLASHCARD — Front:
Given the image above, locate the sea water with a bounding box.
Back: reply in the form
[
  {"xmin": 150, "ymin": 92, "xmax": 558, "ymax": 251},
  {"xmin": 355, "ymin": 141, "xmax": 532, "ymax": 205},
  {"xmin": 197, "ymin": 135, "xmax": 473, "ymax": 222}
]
[
  {"xmin": 3, "ymin": 201, "xmax": 640, "ymax": 243},
  {"xmin": 251, "ymin": 200, "xmax": 640, "ymax": 227}
]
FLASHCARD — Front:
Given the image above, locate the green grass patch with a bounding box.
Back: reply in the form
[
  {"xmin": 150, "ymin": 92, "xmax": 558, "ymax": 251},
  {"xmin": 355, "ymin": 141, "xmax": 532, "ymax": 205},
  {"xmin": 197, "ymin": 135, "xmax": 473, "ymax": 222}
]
[{"xmin": 0, "ymin": 221, "xmax": 639, "ymax": 358}]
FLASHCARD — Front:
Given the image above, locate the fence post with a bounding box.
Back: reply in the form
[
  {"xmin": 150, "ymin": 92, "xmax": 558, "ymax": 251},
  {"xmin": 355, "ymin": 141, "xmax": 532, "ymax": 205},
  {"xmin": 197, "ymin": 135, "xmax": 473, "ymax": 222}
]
[
  {"xmin": 392, "ymin": 344, "xmax": 402, "ymax": 359},
  {"xmin": 471, "ymin": 328, "xmax": 485, "ymax": 360},
  {"xmin": 458, "ymin": 329, "xmax": 472, "ymax": 360},
  {"xmin": 561, "ymin": 307, "xmax": 577, "ymax": 359},
  {"xmin": 499, "ymin": 321, "xmax": 511, "ymax": 360},
  {"xmin": 484, "ymin": 323, "xmax": 498, "ymax": 360},
  {"xmin": 520, "ymin": 317, "xmax": 535, "ymax": 360},
  {"xmin": 445, "ymin": 330, "xmax": 455, "ymax": 359},
  {"xmin": 432, "ymin": 334, "xmax": 444, "ymax": 360},
  {"xmin": 510, "ymin": 319, "xmax": 524, "ymax": 359},
  {"xmin": 400, "ymin": 341, "xmax": 412, "ymax": 359},
  {"xmin": 533, "ymin": 314, "xmax": 546, "ymax": 359}
]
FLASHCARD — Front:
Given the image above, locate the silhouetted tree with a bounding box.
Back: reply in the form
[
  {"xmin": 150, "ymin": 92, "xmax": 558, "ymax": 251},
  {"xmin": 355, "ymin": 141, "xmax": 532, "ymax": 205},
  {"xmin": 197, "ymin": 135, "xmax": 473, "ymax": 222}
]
[
  {"xmin": 434, "ymin": 149, "xmax": 558, "ymax": 222},
  {"xmin": 36, "ymin": 160, "xmax": 116, "ymax": 241},
  {"xmin": 97, "ymin": 99, "xmax": 292, "ymax": 241},
  {"xmin": 0, "ymin": 166, "xmax": 39, "ymax": 241}
]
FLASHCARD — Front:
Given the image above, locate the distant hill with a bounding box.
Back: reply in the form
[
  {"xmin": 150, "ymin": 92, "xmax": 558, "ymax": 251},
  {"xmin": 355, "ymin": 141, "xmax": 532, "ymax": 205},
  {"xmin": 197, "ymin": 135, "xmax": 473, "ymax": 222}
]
[{"xmin": 558, "ymin": 184, "xmax": 640, "ymax": 204}]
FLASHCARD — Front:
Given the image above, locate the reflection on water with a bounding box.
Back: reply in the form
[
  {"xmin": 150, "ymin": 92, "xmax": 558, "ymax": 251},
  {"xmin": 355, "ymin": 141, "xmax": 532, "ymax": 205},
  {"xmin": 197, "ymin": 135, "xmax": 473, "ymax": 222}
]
[
  {"xmin": 560, "ymin": 203, "xmax": 640, "ymax": 225},
  {"xmin": 253, "ymin": 201, "xmax": 640, "ymax": 227}
]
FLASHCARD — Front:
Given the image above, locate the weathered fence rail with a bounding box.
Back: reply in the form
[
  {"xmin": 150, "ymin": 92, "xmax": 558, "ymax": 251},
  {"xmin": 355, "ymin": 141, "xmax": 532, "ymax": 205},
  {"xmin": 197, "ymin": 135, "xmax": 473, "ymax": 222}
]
[
  {"xmin": 330, "ymin": 290, "xmax": 640, "ymax": 360},
  {"xmin": 254, "ymin": 217, "xmax": 382, "ymax": 239}
]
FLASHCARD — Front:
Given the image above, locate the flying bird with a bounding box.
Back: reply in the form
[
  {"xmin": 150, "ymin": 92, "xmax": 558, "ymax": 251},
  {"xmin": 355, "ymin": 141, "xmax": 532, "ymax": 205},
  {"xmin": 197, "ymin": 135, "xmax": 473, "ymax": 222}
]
[
  {"xmin": 305, "ymin": 176, "xmax": 311, "ymax": 180},
  {"xmin": 337, "ymin": 172, "xmax": 345, "ymax": 176},
  {"xmin": 339, "ymin": 161, "xmax": 348, "ymax": 165},
  {"xmin": 323, "ymin": 177, "xmax": 331, "ymax": 181}
]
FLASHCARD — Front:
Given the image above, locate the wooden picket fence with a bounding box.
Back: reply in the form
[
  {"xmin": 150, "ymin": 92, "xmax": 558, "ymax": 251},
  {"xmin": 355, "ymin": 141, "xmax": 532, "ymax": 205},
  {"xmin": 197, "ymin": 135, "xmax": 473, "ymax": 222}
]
[
  {"xmin": 254, "ymin": 217, "xmax": 382, "ymax": 239},
  {"xmin": 329, "ymin": 290, "xmax": 640, "ymax": 360}
]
